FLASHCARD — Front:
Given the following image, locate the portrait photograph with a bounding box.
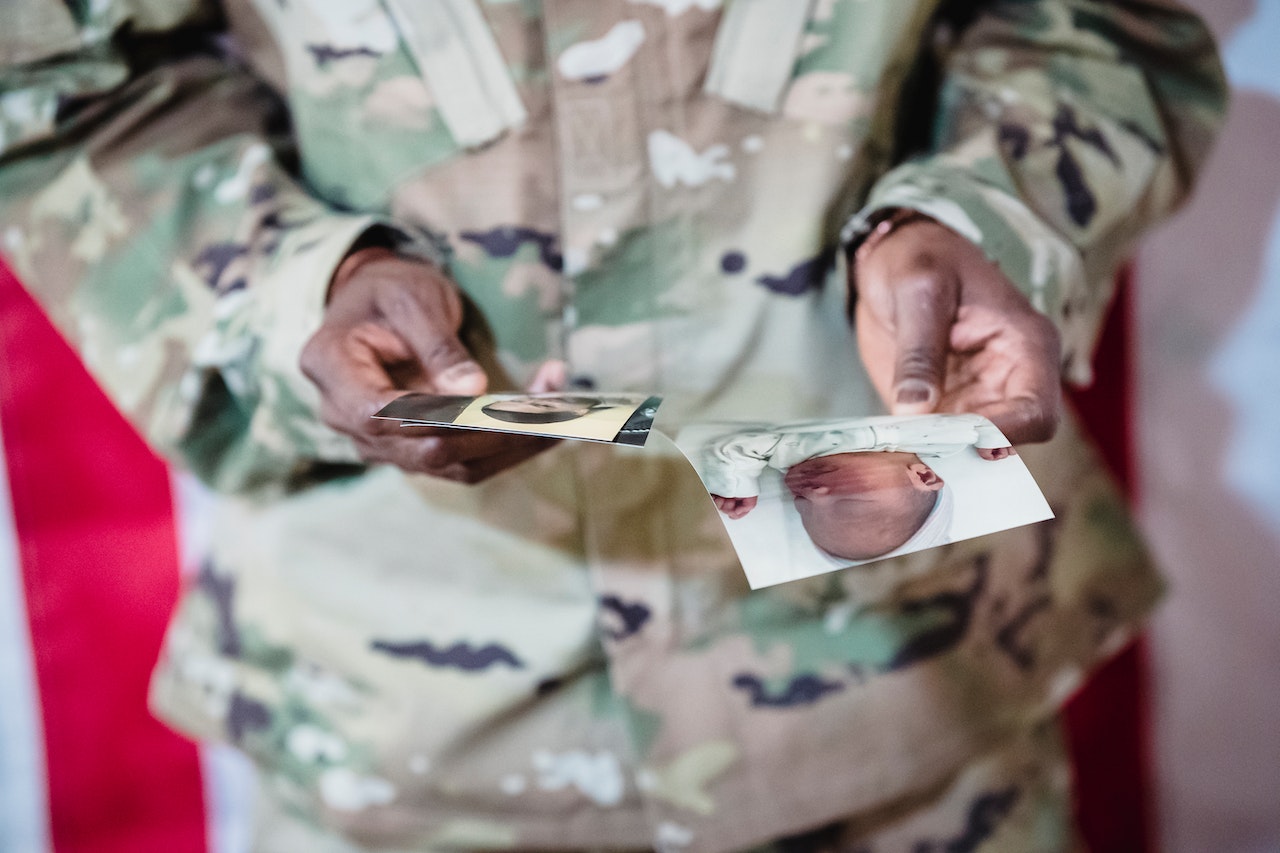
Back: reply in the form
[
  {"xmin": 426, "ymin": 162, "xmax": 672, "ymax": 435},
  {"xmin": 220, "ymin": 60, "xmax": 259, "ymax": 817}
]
[{"xmin": 374, "ymin": 392, "xmax": 662, "ymax": 444}]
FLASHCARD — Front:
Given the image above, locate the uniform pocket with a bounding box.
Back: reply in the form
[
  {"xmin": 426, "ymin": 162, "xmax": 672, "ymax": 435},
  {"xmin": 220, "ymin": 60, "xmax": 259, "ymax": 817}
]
[
  {"xmin": 254, "ymin": 0, "xmax": 524, "ymax": 211},
  {"xmin": 706, "ymin": 0, "xmax": 932, "ymax": 129}
]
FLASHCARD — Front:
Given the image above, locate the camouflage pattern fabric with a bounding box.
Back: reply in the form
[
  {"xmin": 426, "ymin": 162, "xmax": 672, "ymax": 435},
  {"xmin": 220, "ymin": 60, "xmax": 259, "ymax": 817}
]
[{"xmin": 0, "ymin": 1, "xmax": 1225, "ymax": 851}]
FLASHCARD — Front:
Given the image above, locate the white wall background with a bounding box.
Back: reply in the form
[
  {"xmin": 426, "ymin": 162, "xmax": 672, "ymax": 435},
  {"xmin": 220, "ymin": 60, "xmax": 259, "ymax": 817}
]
[{"xmin": 1138, "ymin": 2, "xmax": 1280, "ymax": 850}]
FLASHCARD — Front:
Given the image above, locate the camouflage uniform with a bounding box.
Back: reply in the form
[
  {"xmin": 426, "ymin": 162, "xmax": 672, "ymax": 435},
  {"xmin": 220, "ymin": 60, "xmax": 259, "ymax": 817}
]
[{"xmin": 0, "ymin": 1, "xmax": 1225, "ymax": 851}]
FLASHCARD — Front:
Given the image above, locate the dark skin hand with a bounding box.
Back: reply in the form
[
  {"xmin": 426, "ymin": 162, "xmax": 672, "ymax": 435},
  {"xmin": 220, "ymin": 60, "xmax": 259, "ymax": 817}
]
[
  {"xmin": 302, "ymin": 218, "xmax": 1056, "ymax": 482},
  {"xmin": 851, "ymin": 217, "xmax": 1062, "ymax": 446},
  {"xmin": 300, "ymin": 247, "xmax": 556, "ymax": 483}
]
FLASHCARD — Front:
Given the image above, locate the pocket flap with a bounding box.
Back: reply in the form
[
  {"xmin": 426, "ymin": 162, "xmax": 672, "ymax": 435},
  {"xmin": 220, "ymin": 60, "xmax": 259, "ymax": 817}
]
[
  {"xmin": 381, "ymin": 0, "xmax": 527, "ymax": 148},
  {"xmin": 704, "ymin": 0, "xmax": 815, "ymax": 114}
]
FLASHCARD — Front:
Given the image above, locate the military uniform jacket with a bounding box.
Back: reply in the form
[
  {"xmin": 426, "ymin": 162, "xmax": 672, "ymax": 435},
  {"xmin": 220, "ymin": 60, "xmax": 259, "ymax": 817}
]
[{"xmin": 0, "ymin": 1, "xmax": 1224, "ymax": 851}]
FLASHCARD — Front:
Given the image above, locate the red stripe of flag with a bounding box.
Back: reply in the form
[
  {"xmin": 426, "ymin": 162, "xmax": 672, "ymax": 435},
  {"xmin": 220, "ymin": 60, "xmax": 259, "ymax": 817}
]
[
  {"xmin": 1065, "ymin": 268, "xmax": 1156, "ymax": 853},
  {"xmin": 0, "ymin": 260, "xmax": 208, "ymax": 853}
]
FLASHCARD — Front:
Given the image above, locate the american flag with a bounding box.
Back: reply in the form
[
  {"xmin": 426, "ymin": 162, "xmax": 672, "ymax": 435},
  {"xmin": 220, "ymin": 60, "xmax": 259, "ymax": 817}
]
[{"xmin": 0, "ymin": 262, "xmax": 259, "ymax": 853}]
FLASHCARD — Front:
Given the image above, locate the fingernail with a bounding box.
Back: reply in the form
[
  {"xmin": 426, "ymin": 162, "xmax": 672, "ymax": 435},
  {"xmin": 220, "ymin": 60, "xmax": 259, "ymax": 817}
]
[{"xmin": 895, "ymin": 381, "xmax": 935, "ymax": 407}]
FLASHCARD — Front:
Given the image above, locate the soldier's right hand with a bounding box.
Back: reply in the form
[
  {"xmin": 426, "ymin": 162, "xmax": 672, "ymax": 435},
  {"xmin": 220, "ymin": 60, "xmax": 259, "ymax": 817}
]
[
  {"xmin": 851, "ymin": 216, "xmax": 1061, "ymax": 447},
  {"xmin": 300, "ymin": 247, "xmax": 556, "ymax": 482}
]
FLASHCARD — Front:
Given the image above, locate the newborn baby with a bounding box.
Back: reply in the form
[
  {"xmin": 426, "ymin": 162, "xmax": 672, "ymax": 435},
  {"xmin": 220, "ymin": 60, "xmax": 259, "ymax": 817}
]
[{"xmin": 702, "ymin": 414, "xmax": 1011, "ymax": 561}]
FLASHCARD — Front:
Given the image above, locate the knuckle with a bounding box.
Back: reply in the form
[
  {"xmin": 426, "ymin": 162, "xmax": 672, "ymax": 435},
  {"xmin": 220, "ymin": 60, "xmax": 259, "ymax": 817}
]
[
  {"xmin": 423, "ymin": 337, "xmax": 467, "ymax": 368},
  {"xmin": 379, "ymin": 285, "xmax": 421, "ymax": 317},
  {"xmin": 379, "ymin": 268, "xmax": 457, "ymax": 311},
  {"xmin": 351, "ymin": 438, "xmax": 387, "ymax": 465},
  {"xmin": 1020, "ymin": 402, "xmax": 1059, "ymax": 445},
  {"xmin": 1037, "ymin": 401, "xmax": 1062, "ymax": 442},
  {"xmin": 902, "ymin": 253, "xmax": 945, "ymax": 280},
  {"xmin": 434, "ymin": 463, "xmax": 471, "ymax": 483},
  {"xmin": 317, "ymin": 401, "xmax": 352, "ymax": 433},
  {"xmin": 896, "ymin": 348, "xmax": 942, "ymax": 380},
  {"xmin": 299, "ymin": 333, "xmax": 332, "ymax": 381},
  {"xmin": 1029, "ymin": 310, "xmax": 1059, "ymax": 342},
  {"xmin": 893, "ymin": 271, "xmax": 945, "ymax": 306},
  {"xmin": 417, "ymin": 437, "xmax": 452, "ymax": 469},
  {"xmin": 899, "ymin": 250, "xmax": 955, "ymax": 290}
]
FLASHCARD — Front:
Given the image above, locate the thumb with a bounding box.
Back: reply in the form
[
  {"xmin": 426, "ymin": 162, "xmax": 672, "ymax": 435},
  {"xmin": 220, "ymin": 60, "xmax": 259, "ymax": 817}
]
[
  {"xmin": 376, "ymin": 274, "xmax": 489, "ymax": 396},
  {"xmin": 889, "ymin": 263, "xmax": 959, "ymax": 414},
  {"xmin": 384, "ymin": 308, "xmax": 488, "ymax": 396},
  {"xmin": 423, "ymin": 337, "xmax": 488, "ymax": 396},
  {"xmin": 968, "ymin": 394, "xmax": 1060, "ymax": 447}
]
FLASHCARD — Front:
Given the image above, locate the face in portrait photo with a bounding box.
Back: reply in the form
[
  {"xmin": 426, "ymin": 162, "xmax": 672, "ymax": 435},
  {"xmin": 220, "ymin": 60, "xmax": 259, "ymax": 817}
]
[
  {"xmin": 453, "ymin": 393, "xmax": 654, "ymax": 442},
  {"xmin": 478, "ymin": 395, "xmax": 613, "ymax": 424}
]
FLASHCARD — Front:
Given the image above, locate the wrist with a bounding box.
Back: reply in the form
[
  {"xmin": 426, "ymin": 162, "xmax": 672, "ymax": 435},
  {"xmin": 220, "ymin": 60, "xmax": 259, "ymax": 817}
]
[
  {"xmin": 328, "ymin": 246, "xmax": 403, "ymax": 302},
  {"xmin": 852, "ymin": 208, "xmax": 937, "ymax": 266}
]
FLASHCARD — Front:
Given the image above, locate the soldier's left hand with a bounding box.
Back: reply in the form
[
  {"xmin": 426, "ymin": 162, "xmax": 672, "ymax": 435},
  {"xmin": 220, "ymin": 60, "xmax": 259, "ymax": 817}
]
[
  {"xmin": 300, "ymin": 247, "xmax": 557, "ymax": 482},
  {"xmin": 851, "ymin": 215, "xmax": 1062, "ymax": 445}
]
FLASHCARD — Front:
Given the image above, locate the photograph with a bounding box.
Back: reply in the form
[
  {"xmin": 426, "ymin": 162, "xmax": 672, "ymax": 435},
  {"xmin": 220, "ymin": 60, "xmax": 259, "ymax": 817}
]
[
  {"xmin": 373, "ymin": 392, "xmax": 662, "ymax": 444},
  {"xmin": 678, "ymin": 414, "xmax": 1053, "ymax": 589}
]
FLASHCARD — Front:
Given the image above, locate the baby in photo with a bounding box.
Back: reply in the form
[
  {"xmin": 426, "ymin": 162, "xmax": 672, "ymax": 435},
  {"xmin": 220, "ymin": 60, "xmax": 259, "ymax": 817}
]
[{"xmin": 700, "ymin": 414, "xmax": 1013, "ymax": 562}]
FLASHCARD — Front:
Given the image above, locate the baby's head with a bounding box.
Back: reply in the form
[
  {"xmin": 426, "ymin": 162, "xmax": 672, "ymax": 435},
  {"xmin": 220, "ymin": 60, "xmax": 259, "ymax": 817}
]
[
  {"xmin": 785, "ymin": 451, "xmax": 945, "ymax": 561},
  {"xmin": 480, "ymin": 395, "xmax": 606, "ymax": 424}
]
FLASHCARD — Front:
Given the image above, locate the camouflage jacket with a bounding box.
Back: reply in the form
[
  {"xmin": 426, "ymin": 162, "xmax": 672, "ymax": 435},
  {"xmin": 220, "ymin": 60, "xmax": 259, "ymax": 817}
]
[{"xmin": 0, "ymin": 1, "xmax": 1224, "ymax": 851}]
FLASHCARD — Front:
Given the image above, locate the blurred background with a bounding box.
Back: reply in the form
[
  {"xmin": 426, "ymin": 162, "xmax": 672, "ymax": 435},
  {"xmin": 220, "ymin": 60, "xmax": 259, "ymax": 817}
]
[
  {"xmin": 1138, "ymin": 2, "xmax": 1280, "ymax": 850},
  {"xmin": 1, "ymin": 2, "xmax": 1276, "ymax": 852}
]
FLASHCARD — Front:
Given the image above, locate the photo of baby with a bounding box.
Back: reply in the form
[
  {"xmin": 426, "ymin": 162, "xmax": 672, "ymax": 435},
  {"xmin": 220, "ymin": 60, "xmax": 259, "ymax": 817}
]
[
  {"xmin": 678, "ymin": 414, "xmax": 1052, "ymax": 589},
  {"xmin": 374, "ymin": 392, "xmax": 662, "ymax": 444}
]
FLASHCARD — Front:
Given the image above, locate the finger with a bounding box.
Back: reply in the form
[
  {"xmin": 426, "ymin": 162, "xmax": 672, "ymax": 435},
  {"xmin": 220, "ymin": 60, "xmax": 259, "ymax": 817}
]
[
  {"xmin": 526, "ymin": 359, "xmax": 569, "ymax": 393},
  {"xmin": 939, "ymin": 359, "xmax": 1058, "ymax": 446},
  {"xmin": 889, "ymin": 258, "xmax": 959, "ymax": 414},
  {"xmin": 376, "ymin": 281, "xmax": 488, "ymax": 396},
  {"xmin": 456, "ymin": 438, "xmax": 559, "ymax": 483},
  {"xmin": 351, "ymin": 431, "xmax": 468, "ymax": 475},
  {"xmin": 967, "ymin": 393, "xmax": 1059, "ymax": 446},
  {"xmin": 980, "ymin": 317, "xmax": 1061, "ymax": 445},
  {"xmin": 400, "ymin": 425, "xmax": 550, "ymax": 466},
  {"xmin": 355, "ymin": 426, "xmax": 556, "ymax": 480},
  {"xmin": 303, "ymin": 324, "xmax": 420, "ymax": 436}
]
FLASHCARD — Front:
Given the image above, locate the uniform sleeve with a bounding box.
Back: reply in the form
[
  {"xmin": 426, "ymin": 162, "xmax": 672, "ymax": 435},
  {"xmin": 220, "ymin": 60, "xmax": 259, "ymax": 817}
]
[
  {"xmin": 0, "ymin": 0, "xmax": 445, "ymax": 493},
  {"xmin": 844, "ymin": 0, "xmax": 1227, "ymax": 384}
]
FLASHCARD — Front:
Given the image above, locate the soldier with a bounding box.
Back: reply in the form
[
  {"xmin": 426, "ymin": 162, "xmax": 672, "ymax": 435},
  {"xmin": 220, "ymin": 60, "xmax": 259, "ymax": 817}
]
[{"xmin": 0, "ymin": 1, "xmax": 1225, "ymax": 851}]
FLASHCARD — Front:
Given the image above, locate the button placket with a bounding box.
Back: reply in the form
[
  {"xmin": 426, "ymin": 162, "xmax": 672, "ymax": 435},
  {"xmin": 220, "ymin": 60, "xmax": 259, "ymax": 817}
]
[{"xmin": 542, "ymin": 1, "xmax": 654, "ymax": 387}]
